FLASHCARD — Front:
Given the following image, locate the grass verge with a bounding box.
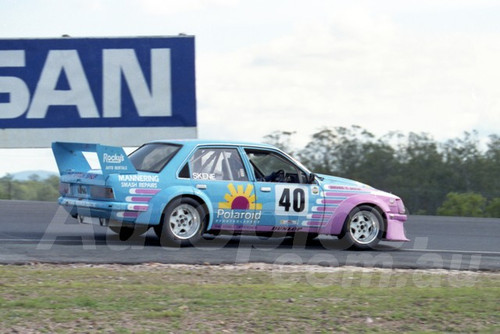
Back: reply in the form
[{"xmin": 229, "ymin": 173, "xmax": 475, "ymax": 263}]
[{"xmin": 0, "ymin": 264, "xmax": 499, "ymax": 333}]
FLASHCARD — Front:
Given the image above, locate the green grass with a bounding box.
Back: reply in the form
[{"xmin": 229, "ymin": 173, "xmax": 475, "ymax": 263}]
[{"xmin": 0, "ymin": 264, "xmax": 498, "ymax": 333}]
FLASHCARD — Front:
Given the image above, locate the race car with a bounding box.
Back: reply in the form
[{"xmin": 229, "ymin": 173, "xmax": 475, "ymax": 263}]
[{"xmin": 52, "ymin": 140, "xmax": 408, "ymax": 249}]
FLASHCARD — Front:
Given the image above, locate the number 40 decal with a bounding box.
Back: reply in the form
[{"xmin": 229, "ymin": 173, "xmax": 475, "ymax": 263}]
[{"xmin": 275, "ymin": 185, "xmax": 309, "ymax": 216}]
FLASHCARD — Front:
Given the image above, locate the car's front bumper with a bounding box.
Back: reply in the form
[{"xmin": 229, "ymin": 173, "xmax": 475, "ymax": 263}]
[{"xmin": 384, "ymin": 213, "xmax": 409, "ymax": 241}]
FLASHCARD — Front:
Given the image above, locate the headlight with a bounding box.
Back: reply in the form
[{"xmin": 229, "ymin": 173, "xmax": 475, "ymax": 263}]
[{"xmin": 396, "ymin": 199, "xmax": 406, "ymax": 214}]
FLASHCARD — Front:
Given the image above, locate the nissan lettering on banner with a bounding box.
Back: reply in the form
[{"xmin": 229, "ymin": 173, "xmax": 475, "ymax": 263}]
[{"xmin": 0, "ymin": 36, "xmax": 197, "ymax": 148}]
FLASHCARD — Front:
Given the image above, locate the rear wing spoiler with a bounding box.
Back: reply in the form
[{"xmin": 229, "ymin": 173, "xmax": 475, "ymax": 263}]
[{"xmin": 52, "ymin": 142, "xmax": 137, "ymax": 177}]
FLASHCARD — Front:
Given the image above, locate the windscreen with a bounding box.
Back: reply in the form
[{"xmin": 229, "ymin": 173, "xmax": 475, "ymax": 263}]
[{"xmin": 128, "ymin": 143, "xmax": 181, "ymax": 172}]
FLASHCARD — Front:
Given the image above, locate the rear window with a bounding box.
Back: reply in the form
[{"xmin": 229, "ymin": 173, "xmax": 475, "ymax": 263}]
[{"xmin": 129, "ymin": 143, "xmax": 181, "ymax": 172}]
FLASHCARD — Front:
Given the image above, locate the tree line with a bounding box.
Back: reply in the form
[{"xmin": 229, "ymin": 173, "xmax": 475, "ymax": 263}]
[
  {"xmin": 2, "ymin": 127, "xmax": 499, "ymax": 218},
  {"xmin": 264, "ymin": 126, "xmax": 500, "ymax": 217},
  {"xmin": 0, "ymin": 174, "xmax": 60, "ymax": 202}
]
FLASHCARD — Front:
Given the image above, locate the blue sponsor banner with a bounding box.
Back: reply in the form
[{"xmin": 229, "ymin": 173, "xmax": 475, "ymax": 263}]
[{"xmin": 0, "ymin": 36, "xmax": 196, "ymax": 129}]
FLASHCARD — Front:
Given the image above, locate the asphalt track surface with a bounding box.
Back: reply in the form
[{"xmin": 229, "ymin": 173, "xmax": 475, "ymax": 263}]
[{"xmin": 1, "ymin": 200, "xmax": 499, "ymax": 270}]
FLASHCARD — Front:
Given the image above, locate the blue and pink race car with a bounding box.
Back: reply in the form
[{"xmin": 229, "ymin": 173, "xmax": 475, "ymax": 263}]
[{"xmin": 52, "ymin": 140, "xmax": 408, "ymax": 249}]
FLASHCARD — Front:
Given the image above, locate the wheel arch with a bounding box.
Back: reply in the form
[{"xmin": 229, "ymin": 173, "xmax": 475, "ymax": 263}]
[
  {"xmin": 159, "ymin": 194, "xmax": 211, "ymax": 231},
  {"xmin": 319, "ymin": 195, "xmax": 390, "ymax": 236},
  {"xmin": 141, "ymin": 186, "xmax": 213, "ymax": 227},
  {"xmin": 348, "ymin": 203, "xmax": 388, "ymax": 238}
]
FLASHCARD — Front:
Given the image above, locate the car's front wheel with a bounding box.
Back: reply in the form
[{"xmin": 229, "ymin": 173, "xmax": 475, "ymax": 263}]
[
  {"xmin": 339, "ymin": 205, "xmax": 385, "ymax": 250},
  {"xmin": 156, "ymin": 198, "xmax": 206, "ymax": 247}
]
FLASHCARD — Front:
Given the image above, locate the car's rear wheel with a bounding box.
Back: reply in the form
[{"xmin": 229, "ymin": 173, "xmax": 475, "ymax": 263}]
[
  {"xmin": 109, "ymin": 224, "xmax": 148, "ymax": 241},
  {"xmin": 339, "ymin": 205, "xmax": 385, "ymax": 250},
  {"xmin": 157, "ymin": 198, "xmax": 206, "ymax": 247},
  {"xmin": 109, "ymin": 225, "xmax": 133, "ymax": 241}
]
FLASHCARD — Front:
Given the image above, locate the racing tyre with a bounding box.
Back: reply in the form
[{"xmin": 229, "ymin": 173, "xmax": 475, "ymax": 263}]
[
  {"xmin": 339, "ymin": 205, "xmax": 385, "ymax": 250},
  {"xmin": 157, "ymin": 198, "xmax": 206, "ymax": 247},
  {"xmin": 109, "ymin": 224, "xmax": 149, "ymax": 241},
  {"xmin": 109, "ymin": 225, "xmax": 134, "ymax": 241}
]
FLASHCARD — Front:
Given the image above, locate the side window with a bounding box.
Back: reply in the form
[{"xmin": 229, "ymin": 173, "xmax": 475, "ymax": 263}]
[
  {"xmin": 245, "ymin": 149, "xmax": 305, "ymax": 184},
  {"xmin": 178, "ymin": 163, "xmax": 190, "ymax": 179},
  {"xmin": 189, "ymin": 148, "xmax": 248, "ymax": 181}
]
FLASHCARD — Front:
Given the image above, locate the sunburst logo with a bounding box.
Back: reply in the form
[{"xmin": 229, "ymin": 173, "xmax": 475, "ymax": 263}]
[{"xmin": 219, "ymin": 183, "xmax": 262, "ymax": 210}]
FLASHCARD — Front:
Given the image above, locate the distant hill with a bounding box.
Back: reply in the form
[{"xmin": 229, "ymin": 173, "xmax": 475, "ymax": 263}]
[{"xmin": 10, "ymin": 170, "xmax": 58, "ymax": 181}]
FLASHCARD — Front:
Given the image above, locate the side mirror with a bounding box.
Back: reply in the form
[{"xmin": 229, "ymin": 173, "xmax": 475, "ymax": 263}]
[{"xmin": 307, "ymin": 173, "xmax": 317, "ymax": 184}]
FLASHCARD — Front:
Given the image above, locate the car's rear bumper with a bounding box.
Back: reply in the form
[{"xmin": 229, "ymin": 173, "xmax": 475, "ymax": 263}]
[{"xmin": 59, "ymin": 197, "xmax": 149, "ymax": 223}]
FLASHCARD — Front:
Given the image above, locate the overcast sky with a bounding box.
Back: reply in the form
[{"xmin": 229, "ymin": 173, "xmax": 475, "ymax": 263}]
[{"xmin": 1, "ymin": 0, "xmax": 500, "ymax": 176}]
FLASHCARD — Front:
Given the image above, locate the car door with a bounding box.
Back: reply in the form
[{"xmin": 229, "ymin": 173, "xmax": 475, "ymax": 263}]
[
  {"xmin": 188, "ymin": 146, "xmax": 259, "ymax": 232},
  {"xmin": 243, "ymin": 148, "xmax": 324, "ymax": 233}
]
